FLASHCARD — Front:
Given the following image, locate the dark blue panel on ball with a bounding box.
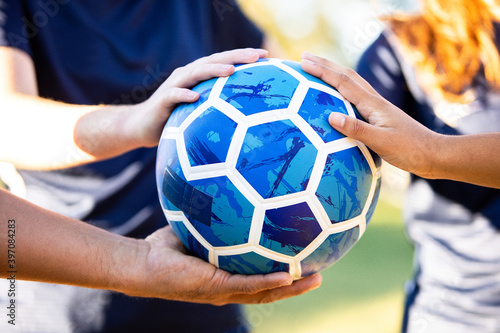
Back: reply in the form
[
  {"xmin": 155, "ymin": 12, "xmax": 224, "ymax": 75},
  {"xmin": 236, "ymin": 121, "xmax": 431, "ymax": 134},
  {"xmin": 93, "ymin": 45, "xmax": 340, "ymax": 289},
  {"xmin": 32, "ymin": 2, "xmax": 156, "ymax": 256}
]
[
  {"xmin": 300, "ymin": 226, "xmax": 360, "ymax": 276},
  {"xmin": 236, "ymin": 120, "xmax": 317, "ymax": 198},
  {"xmin": 189, "ymin": 176, "xmax": 254, "ymax": 247},
  {"xmin": 316, "ymin": 147, "xmax": 373, "ymax": 223},
  {"xmin": 218, "ymin": 251, "xmax": 289, "ymax": 275},
  {"xmin": 167, "ymin": 78, "xmax": 217, "ymax": 127},
  {"xmin": 220, "ymin": 65, "xmax": 299, "ymax": 115},
  {"xmin": 260, "ymin": 202, "xmax": 322, "ymax": 256},
  {"xmin": 169, "ymin": 220, "xmax": 209, "ymax": 262},
  {"xmin": 184, "ymin": 107, "xmax": 237, "ymax": 166},
  {"xmin": 298, "ymin": 88, "xmax": 349, "ymax": 143},
  {"xmin": 157, "ymin": 138, "xmax": 184, "ymax": 212},
  {"xmin": 162, "ymin": 165, "xmax": 213, "ymax": 226},
  {"xmin": 368, "ymin": 147, "xmax": 382, "ymax": 169},
  {"xmin": 365, "ymin": 177, "xmax": 381, "ymax": 226}
]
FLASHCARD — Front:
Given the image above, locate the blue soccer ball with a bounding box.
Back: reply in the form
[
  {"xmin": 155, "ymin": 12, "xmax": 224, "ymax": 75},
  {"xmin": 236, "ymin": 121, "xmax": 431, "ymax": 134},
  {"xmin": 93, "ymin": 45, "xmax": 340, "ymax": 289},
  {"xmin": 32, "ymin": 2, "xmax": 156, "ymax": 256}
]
[{"xmin": 156, "ymin": 58, "xmax": 381, "ymax": 279}]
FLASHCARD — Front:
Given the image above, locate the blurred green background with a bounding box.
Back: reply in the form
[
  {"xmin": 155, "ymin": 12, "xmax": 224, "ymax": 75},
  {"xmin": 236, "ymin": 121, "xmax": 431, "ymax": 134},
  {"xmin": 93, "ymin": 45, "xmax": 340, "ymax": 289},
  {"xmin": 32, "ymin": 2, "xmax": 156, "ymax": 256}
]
[{"xmin": 237, "ymin": 1, "xmax": 417, "ymax": 332}]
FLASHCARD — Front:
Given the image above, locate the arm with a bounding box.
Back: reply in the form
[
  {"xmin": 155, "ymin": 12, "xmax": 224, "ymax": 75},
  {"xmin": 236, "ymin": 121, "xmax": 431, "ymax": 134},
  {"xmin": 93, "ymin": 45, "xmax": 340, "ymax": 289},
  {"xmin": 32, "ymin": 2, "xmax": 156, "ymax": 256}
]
[
  {"xmin": 0, "ymin": 189, "xmax": 322, "ymax": 304},
  {"xmin": 301, "ymin": 52, "xmax": 500, "ymax": 189},
  {"xmin": 0, "ymin": 47, "xmax": 268, "ymax": 170}
]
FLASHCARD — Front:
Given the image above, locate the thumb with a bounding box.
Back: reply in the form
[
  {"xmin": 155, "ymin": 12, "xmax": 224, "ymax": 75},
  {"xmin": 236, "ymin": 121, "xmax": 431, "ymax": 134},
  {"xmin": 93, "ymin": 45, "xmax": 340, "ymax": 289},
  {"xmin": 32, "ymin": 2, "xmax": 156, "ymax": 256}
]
[{"xmin": 329, "ymin": 112, "xmax": 374, "ymax": 144}]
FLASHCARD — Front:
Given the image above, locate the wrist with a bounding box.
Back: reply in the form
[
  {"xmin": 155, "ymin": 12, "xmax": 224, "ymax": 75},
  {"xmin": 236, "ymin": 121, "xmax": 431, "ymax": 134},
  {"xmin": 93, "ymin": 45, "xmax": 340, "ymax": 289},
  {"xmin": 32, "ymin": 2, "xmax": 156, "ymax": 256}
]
[
  {"xmin": 74, "ymin": 104, "xmax": 144, "ymax": 159},
  {"xmin": 110, "ymin": 237, "xmax": 152, "ymax": 297},
  {"xmin": 415, "ymin": 131, "xmax": 449, "ymax": 180},
  {"xmin": 120, "ymin": 102, "xmax": 151, "ymax": 148}
]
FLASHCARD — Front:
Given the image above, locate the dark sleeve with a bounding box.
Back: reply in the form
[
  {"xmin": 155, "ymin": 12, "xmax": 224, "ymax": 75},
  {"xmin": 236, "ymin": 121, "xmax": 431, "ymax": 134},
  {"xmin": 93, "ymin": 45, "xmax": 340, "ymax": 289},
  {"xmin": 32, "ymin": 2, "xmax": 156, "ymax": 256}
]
[
  {"xmin": 356, "ymin": 33, "xmax": 412, "ymax": 111},
  {"xmin": 210, "ymin": 0, "xmax": 263, "ymax": 51},
  {"xmin": 0, "ymin": 0, "xmax": 32, "ymax": 56}
]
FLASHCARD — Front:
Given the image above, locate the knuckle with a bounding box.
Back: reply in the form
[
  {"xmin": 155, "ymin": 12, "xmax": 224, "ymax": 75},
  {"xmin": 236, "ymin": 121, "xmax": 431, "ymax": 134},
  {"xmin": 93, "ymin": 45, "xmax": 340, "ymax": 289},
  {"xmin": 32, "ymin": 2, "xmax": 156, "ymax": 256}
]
[
  {"xmin": 162, "ymin": 88, "xmax": 180, "ymax": 103},
  {"xmin": 200, "ymin": 53, "xmax": 216, "ymax": 63},
  {"xmin": 351, "ymin": 117, "xmax": 365, "ymax": 137},
  {"xmin": 171, "ymin": 66, "xmax": 184, "ymax": 76},
  {"xmin": 257, "ymin": 294, "xmax": 276, "ymax": 304},
  {"xmin": 239, "ymin": 283, "xmax": 257, "ymax": 295},
  {"xmin": 344, "ymin": 67, "xmax": 356, "ymax": 77},
  {"xmin": 337, "ymin": 72, "xmax": 352, "ymax": 88}
]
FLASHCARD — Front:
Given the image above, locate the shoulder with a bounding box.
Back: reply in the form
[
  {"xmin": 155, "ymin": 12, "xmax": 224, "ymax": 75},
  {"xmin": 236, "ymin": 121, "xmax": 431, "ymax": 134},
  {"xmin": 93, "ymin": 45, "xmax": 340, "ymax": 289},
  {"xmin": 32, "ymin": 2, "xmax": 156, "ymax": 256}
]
[
  {"xmin": 356, "ymin": 31, "xmax": 411, "ymax": 105},
  {"xmin": 357, "ymin": 32, "xmax": 400, "ymax": 77},
  {"xmin": 0, "ymin": 0, "xmax": 32, "ymax": 55}
]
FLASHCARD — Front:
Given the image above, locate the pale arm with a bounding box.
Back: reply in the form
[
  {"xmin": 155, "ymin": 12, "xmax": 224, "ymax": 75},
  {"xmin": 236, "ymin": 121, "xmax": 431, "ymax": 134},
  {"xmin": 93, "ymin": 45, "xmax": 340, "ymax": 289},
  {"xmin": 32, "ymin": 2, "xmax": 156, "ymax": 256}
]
[
  {"xmin": 0, "ymin": 47, "xmax": 268, "ymax": 170},
  {"xmin": 0, "ymin": 189, "xmax": 322, "ymax": 304},
  {"xmin": 301, "ymin": 52, "xmax": 500, "ymax": 189}
]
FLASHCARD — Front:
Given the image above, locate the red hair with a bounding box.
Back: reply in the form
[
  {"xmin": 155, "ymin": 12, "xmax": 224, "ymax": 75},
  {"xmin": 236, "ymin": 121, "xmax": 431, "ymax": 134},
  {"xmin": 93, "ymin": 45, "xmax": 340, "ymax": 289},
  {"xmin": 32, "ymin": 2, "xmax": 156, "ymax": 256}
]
[{"xmin": 385, "ymin": 0, "xmax": 500, "ymax": 102}]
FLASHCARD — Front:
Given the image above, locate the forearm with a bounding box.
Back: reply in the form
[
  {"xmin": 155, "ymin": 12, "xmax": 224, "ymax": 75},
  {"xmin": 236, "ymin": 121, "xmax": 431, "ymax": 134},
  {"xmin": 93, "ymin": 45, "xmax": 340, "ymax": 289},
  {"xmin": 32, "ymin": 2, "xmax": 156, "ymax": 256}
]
[
  {"xmin": 1, "ymin": 47, "xmax": 272, "ymax": 171},
  {"xmin": 430, "ymin": 133, "xmax": 500, "ymax": 188},
  {"xmin": 1, "ymin": 93, "xmax": 141, "ymax": 170},
  {"xmin": 0, "ymin": 189, "xmax": 147, "ymax": 293}
]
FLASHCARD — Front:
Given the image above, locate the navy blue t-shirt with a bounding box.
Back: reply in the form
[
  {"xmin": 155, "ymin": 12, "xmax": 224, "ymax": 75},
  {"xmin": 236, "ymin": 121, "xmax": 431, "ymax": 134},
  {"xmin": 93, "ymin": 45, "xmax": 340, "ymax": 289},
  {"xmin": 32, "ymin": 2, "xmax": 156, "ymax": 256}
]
[{"xmin": 0, "ymin": 1, "xmax": 262, "ymax": 332}]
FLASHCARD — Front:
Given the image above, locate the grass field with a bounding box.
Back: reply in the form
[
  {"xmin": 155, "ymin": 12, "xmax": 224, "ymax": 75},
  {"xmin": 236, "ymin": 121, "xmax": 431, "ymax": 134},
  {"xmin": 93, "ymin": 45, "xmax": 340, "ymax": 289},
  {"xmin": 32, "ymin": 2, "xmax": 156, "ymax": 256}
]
[{"xmin": 244, "ymin": 194, "xmax": 414, "ymax": 333}]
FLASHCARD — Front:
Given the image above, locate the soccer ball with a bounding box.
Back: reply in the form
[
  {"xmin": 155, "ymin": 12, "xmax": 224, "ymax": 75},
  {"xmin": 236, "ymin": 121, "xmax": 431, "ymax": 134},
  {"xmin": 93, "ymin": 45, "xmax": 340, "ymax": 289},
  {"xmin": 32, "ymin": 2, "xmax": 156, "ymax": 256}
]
[{"xmin": 156, "ymin": 58, "xmax": 381, "ymax": 279}]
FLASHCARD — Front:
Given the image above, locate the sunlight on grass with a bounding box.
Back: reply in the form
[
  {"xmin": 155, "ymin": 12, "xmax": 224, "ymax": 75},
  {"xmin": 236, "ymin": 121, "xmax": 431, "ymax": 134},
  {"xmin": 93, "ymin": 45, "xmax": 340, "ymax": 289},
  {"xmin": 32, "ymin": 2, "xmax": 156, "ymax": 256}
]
[{"xmin": 247, "ymin": 291, "xmax": 405, "ymax": 333}]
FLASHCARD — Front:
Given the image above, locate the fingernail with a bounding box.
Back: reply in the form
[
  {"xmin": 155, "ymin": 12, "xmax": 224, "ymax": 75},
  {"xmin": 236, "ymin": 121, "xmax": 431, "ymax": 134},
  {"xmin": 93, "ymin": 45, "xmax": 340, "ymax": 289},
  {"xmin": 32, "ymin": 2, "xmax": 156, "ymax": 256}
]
[
  {"xmin": 186, "ymin": 91, "xmax": 198, "ymax": 99},
  {"xmin": 244, "ymin": 50, "xmax": 258, "ymax": 57},
  {"xmin": 329, "ymin": 113, "xmax": 346, "ymax": 128},
  {"xmin": 221, "ymin": 64, "xmax": 234, "ymax": 71},
  {"xmin": 279, "ymin": 279, "xmax": 292, "ymax": 287},
  {"xmin": 311, "ymin": 283, "xmax": 321, "ymax": 291},
  {"xmin": 302, "ymin": 51, "xmax": 314, "ymax": 58}
]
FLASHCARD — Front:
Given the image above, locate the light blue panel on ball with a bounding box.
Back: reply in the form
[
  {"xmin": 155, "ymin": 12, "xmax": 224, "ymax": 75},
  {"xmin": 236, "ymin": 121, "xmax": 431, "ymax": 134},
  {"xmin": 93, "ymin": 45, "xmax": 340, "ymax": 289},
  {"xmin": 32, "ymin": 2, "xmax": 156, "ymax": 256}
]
[
  {"xmin": 218, "ymin": 251, "xmax": 289, "ymax": 275},
  {"xmin": 188, "ymin": 176, "xmax": 254, "ymax": 247},
  {"xmin": 169, "ymin": 220, "xmax": 209, "ymax": 262},
  {"xmin": 157, "ymin": 138, "xmax": 184, "ymax": 212},
  {"xmin": 315, "ymin": 147, "xmax": 373, "ymax": 223},
  {"xmin": 183, "ymin": 107, "xmax": 237, "ymax": 166},
  {"xmin": 298, "ymin": 88, "xmax": 349, "ymax": 143},
  {"xmin": 260, "ymin": 202, "xmax": 322, "ymax": 256},
  {"xmin": 167, "ymin": 78, "xmax": 217, "ymax": 127},
  {"xmin": 236, "ymin": 119, "xmax": 317, "ymax": 199},
  {"xmin": 220, "ymin": 65, "xmax": 299, "ymax": 115},
  {"xmin": 282, "ymin": 60, "xmax": 327, "ymax": 86},
  {"xmin": 300, "ymin": 226, "xmax": 360, "ymax": 276}
]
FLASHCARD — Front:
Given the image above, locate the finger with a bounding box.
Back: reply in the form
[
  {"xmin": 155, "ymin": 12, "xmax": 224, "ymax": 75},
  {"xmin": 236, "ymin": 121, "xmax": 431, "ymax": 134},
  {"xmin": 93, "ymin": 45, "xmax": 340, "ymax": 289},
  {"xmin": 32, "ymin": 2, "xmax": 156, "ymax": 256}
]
[
  {"xmin": 198, "ymin": 48, "xmax": 268, "ymax": 66},
  {"xmin": 167, "ymin": 63, "xmax": 236, "ymax": 89},
  {"xmin": 223, "ymin": 271, "xmax": 293, "ymax": 296},
  {"xmin": 301, "ymin": 51, "xmax": 378, "ymax": 95},
  {"xmin": 301, "ymin": 58, "xmax": 370, "ymax": 106},
  {"xmin": 158, "ymin": 87, "xmax": 200, "ymax": 109},
  {"xmin": 329, "ymin": 112, "xmax": 387, "ymax": 153},
  {"xmin": 259, "ymin": 273, "xmax": 323, "ymax": 303},
  {"xmin": 227, "ymin": 273, "xmax": 323, "ymax": 304},
  {"xmin": 301, "ymin": 60, "xmax": 384, "ymax": 121},
  {"xmin": 167, "ymin": 48, "xmax": 269, "ymax": 89}
]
